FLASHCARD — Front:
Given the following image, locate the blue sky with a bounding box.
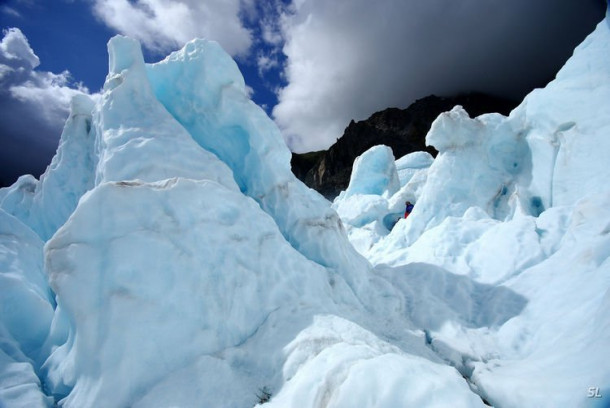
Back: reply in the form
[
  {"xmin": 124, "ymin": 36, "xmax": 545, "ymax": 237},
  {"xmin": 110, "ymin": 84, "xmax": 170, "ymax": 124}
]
[
  {"xmin": 1, "ymin": 1, "xmax": 113, "ymax": 91},
  {"xmin": 0, "ymin": 0, "xmax": 606, "ymax": 185},
  {"xmin": 0, "ymin": 0, "xmax": 285, "ymax": 110}
]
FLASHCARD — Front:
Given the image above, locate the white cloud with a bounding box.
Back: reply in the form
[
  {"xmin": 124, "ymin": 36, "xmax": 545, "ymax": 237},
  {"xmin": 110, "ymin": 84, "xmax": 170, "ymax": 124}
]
[
  {"xmin": 0, "ymin": 28, "xmax": 87, "ymax": 130},
  {"xmin": 9, "ymin": 70, "xmax": 87, "ymax": 125},
  {"xmin": 0, "ymin": 28, "xmax": 89, "ymax": 181},
  {"xmin": 273, "ymin": 0, "xmax": 604, "ymax": 153},
  {"xmin": 257, "ymin": 52, "xmax": 279, "ymax": 76},
  {"xmin": 91, "ymin": 0, "xmax": 253, "ymax": 56},
  {"xmin": 0, "ymin": 27, "xmax": 39, "ymax": 69},
  {"xmin": 261, "ymin": 22, "xmax": 283, "ymax": 46}
]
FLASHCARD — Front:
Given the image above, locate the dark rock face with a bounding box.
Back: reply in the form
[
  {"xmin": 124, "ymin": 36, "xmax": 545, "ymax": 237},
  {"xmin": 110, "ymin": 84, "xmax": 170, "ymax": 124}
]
[
  {"xmin": 290, "ymin": 150, "xmax": 325, "ymax": 181},
  {"xmin": 291, "ymin": 93, "xmax": 517, "ymax": 198}
]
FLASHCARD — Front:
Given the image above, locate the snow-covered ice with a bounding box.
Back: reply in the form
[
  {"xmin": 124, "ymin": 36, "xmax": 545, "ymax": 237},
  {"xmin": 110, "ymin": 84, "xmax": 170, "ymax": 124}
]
[
  {"xmin": 0, "ymin": 9, "xmax": 609, "ymax": 408},
  {"xmin": 264, "ymin": 315, "xmax": 485, "ymax": 408}
]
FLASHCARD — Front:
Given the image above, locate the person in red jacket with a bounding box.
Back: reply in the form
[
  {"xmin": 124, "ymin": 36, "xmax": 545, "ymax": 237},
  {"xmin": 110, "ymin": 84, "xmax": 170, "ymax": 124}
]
[{"xmin": 404, "ymin": 201, "xmax": 414, "ymax": 219}]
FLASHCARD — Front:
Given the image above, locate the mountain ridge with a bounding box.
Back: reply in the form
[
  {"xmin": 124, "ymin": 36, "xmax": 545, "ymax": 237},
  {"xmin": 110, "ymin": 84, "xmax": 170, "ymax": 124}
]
[{"xmin": 292, "ymin": 93, "xmax": 518, "ymax": 198}]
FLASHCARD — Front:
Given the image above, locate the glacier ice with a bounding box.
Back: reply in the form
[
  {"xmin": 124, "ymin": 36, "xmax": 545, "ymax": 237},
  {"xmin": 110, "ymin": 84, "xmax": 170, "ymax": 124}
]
[
  {"xmin": 343, "ymin": 145, "xmax": 399, "ymax": 199},
  {"xmin": 0, "ymin": 9, "xmax": 609, "ymax": 408},
  {"xmin": 144, "ymin": 38, "xmax": 371, "ymax": 295},
  {"xmin": 332, "ymin": 147, "xmax": 434, "ymax": 257},
  {"xmin": 29, "ymin": 35, "xmax": 381, "ymax": 407},
  {"xmin": 95, "ymin": 37, "xmax": 238, "ymax": 190},
  {"xmin": 395, "ymin": 150, "xmax": 434, "ymax": 186},
  {"xmin": 336, "ymin": 12, "xmax": 610, "ymax": 408},
  {"xmin": 0, "ymin": 209, "xmax": 54, "ymax": 408},
  {"xmin": 42, "ymin": 178, "xmax": 350, "ymax": 407}
]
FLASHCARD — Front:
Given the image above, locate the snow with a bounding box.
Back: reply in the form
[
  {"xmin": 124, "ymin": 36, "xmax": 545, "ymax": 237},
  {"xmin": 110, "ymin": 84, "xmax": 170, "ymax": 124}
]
[
  {"xmin": 0, "ymin": 10, "xmax": 609, "ymax": 408},
  {"xmin": 264, "ymin": 315, "xmax": 485, "ymax": 408}
]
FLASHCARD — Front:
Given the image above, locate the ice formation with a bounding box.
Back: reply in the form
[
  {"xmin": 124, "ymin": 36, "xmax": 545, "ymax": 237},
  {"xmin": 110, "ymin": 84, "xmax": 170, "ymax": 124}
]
[
  {"xmin": 0, "ymin": 8, "xmax": 609, "ymax": 408},
  {"xmin": 333, "ymin": 11, "xmax": 610, "ymax": 408},
  {"xmin": 332, "ymin": 147, "xmax": 434, "ymax": 255}
]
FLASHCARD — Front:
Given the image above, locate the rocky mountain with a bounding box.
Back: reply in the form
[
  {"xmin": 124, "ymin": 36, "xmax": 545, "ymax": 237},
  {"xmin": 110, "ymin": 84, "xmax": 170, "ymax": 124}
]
[{"xmin": 292, "ymin": 93, "xmax": 518, "ymax": 198}]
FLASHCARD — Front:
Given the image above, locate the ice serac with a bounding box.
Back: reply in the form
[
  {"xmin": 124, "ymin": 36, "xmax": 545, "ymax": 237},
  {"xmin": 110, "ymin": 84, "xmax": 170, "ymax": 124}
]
[
  {"xmin": 44, "ymin": 179, "xmax": 347, "ymax": 407},
  {"xmin": 145, "ymin": 39, "xmax": 370, "ymax": 294},
  {"xmin": 333, "ymin": 145, "xmax": 400, "ymax": 230},
  {"xmin": 344, "ymin": 145, "xmax": 399, "ymax": 199},
  {"xmin": 96, "ymin": 36, "xmax": 237, "ymax": 189},
  {"xmin": 38, "ymin": 36, "xmax": 376, "ymax": 408},
  {"xmin": 395, "ymin": 151, "xmax": 434, "ymax": 186},
  {"xmin": 331, "ymin": 147, "xmax": 434, "ymax": 258}
]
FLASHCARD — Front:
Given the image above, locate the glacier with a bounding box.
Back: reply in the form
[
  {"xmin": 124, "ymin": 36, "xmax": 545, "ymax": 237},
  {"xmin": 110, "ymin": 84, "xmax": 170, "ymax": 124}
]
[{"xmin": 0, "ymin": 8, "xmax": 608, "ymax": 408}]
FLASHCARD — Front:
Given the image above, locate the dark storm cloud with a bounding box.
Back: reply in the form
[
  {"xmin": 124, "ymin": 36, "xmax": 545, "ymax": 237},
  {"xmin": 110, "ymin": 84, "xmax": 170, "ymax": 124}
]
[
  {"xmin": 273, "ymin": 0, "xmax": 607, "ymax": 152},
  {"xmin": 0, "ymin": 0, "xmax": 606, "ymax": 185},
  {"xmin": 0, "ymin": 28, "xmax": 87, "ymax": 186}
]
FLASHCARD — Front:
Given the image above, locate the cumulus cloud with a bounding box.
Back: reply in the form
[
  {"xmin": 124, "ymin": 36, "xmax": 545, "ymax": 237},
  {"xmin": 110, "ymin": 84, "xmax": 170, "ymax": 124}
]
[
  {"xmin": 91, "ymin": 0, "xmax": 253, "ymax": 56},
  {"xmin": 0, "ymin": 26, "xmax": 39, "ymax": 68},
  {"xmin": 0, "ymin": 28, "xmax": 88, "ymax": 184},
  {"xmin": 273, "ymin": 0, "xmax": 606, "ymax": 152}
]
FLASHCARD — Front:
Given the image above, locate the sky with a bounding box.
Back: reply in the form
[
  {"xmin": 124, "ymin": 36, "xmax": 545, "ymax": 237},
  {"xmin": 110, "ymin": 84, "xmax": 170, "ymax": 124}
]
[{"xmin": 0, "ymin": 0, "xmax": 607, "ymax": 186}]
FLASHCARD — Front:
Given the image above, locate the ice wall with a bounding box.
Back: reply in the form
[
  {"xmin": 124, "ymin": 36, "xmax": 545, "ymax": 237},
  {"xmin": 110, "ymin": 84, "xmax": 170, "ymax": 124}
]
[
  {"xmin": 519, "ymin": 16, "xmax": 610, "ymax": 209},
  {"xmin": 343, "ymin": 145, "xmax": 399, "ymax": 198},
  {"xmin": 145, "ymin": 40, "xmax": 370, "ymax": 294},
  {"xmin": 42, "ymin": 179, "xmax": 347, "ymax": 407},
  {"xmin": 0, "ymin": 210, "xmax": 54, "ymax": 407}
]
